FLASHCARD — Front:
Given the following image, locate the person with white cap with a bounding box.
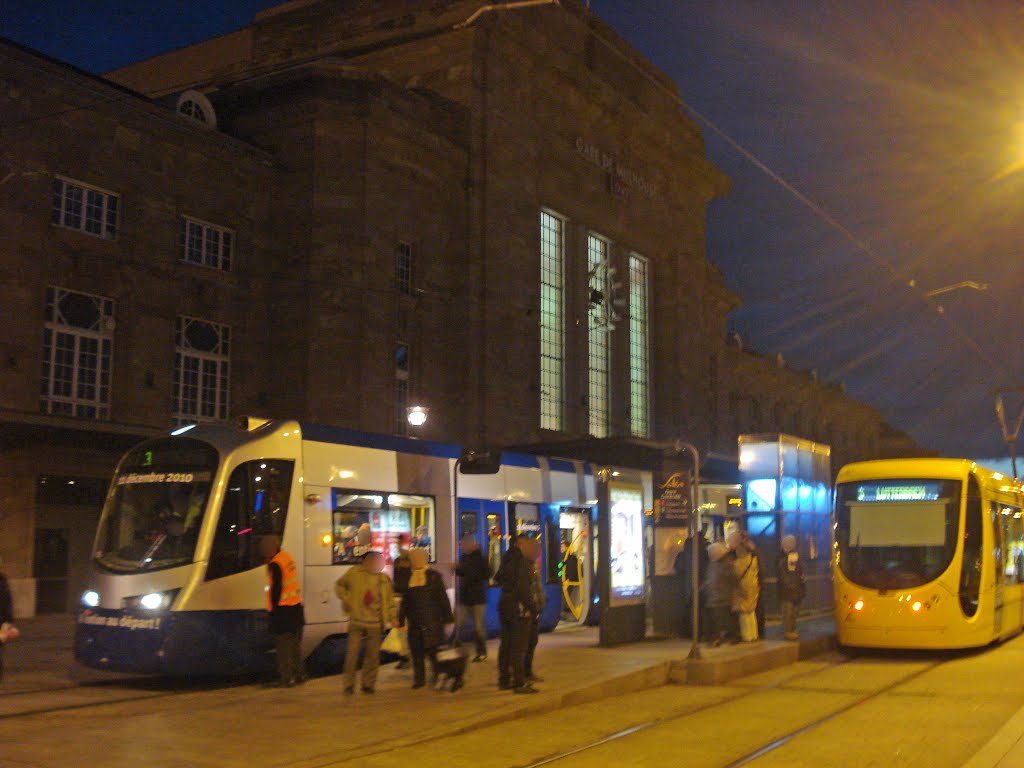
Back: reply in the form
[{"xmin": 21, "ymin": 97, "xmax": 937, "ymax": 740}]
[
  {"xmin": 776, "ymin": 535, "xmax": 806, "ymax": 641},
  {"xmin": 704, "ymin": 542, "xmax": 737, "ymax": 646}
]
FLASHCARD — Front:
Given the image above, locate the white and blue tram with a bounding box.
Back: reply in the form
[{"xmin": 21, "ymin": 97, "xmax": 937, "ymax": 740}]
[{"xmin": 74, "ymin": 418, "xmax": 596, "ymax": 675}]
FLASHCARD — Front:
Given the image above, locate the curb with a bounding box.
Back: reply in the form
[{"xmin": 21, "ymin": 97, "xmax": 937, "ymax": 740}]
[{"xmin": 961, "ymin": 701, "xmax": 1024, "ymax": 768}]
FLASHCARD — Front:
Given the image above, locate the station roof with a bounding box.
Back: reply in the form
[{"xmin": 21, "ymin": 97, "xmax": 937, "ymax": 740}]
[{"xmin": 510, "ymin": 436, "xmax": 740, "ymax": 484}]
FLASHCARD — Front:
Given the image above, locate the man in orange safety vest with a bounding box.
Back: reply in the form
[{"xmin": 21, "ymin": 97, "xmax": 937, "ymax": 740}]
[{"xmin": 261, "ymin": 534, "xmax": 306, "ymax": 687}]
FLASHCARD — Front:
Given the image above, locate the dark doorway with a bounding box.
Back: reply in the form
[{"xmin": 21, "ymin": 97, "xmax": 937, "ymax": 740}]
[{"xmin": 34, "ymin": 528, "xmax": 70, "ymax": 613}]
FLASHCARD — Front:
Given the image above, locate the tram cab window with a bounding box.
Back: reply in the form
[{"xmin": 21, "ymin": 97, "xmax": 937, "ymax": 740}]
[
  {"xmin": 834, "ymin": 478, "xmax": 961, "ymax": 592},
  {"xmin": 332, "ymin": 490, "xmax": 434, "ymax": 566},
  {"xmin": 206, "ymin": 460, "xmax": 295, "ymax": 580}
]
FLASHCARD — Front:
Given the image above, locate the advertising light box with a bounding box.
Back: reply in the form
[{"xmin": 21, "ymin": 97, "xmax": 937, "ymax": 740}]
[{"xmin": 609, "ymin": 484, "xmax": 645, "ymax": 605}]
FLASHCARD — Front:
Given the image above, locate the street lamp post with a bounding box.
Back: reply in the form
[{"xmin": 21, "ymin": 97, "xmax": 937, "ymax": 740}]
[{"xmin": 671, "ymin": 439, "xmax": 702, "ymax": 662}]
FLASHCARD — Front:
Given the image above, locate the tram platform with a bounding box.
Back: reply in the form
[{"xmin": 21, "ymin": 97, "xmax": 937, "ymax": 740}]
[{"xmin": 1, "ymin": 612, "xmax": 835, "ymax": 723}]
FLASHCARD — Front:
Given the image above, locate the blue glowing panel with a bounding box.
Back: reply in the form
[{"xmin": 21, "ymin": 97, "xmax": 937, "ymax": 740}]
[{"xmin": 746, "ymin": 478, "xmax": 777, "ymax": 512}]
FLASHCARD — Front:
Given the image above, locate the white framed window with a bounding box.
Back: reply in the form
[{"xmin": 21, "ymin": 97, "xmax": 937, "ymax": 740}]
[
  {"xmin": 396, "ymin": 241, "xmax": 413, "ymax": 295},
  {"xmin": 540, "ymin": 210, "xmax": 566, "ymax": 432},
  {"xmin": 174, "ymin": 316, "xmax": 230, "ymax": 424},
  {"xmin": 395, "ymin": 342, "xmax": 410, "ymax": 435},
  {"xmin": 587, "ymin": 233, "xmax": 611, "ymax": 438},
  {"xmin": 180, "ymin": 216, "xmax": 233, "ymax": 271},
  {"xmin": 51, "ymin": 177, "xmax": 118, "ymax": 239},
  {"xmin": 628, "ymin": 253, "xmax": 650, "ymax": 438},
  {"xmin": 41, "ymin": 286, "xmax": 114, "ymax": 419}
]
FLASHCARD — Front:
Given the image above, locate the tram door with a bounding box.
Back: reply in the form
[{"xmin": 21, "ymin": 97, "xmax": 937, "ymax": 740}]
[
  {"xmin": 559, "ymin": 508, "xmax": 591, "ymax": 624},
  {"xmin": 992, "ymin": 503, "xmax": 1006, "ymax": 636}
]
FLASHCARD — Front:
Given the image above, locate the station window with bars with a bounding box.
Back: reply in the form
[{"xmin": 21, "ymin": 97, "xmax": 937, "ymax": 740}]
[
  {"xmin": 40, "ymin": 287, "xmax": 114, "ymax": 419},
  {"xmin": 395, "ymin": 342, "xmax": 410, "ymax": 435},
  {"xmin": 180, "ymin": 216, "xmax": 233, "ymax": 271},
  {"xmin": 587, "ymin": 233, "xmax": 610, "ymax": 438},
  {"xmin": 539, "ymin": 210, "xmax": 566, "ymax": 432},
  {"xmin": 628, "ymin": 254, "xmax": 650, "ymax": 438},
  {"xmin": 51, "ymin": 177, "xmax": 118, "ymax": 240},
  {"xmin": 173, "ymin": 316, "xmax": 230, "ymax": 424},
  {"xmin": 396, "ymin": 241, "xmax": 413, "ymax": 295}
]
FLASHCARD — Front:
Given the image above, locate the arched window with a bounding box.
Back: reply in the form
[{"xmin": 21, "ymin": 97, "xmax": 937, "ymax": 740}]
[{"xmin": 175, "ymin": 90, "xmax": 217, "ymax": 129}]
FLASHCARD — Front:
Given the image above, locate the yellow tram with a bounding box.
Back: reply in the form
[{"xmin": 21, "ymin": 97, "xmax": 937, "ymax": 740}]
[{"xmin": 833, "ymin": 458, "xmax": 1024, "ymax": 649}]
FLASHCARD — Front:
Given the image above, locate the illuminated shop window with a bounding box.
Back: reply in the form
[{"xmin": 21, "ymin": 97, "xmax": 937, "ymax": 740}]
[
  {"xmin": 40, "ymin": 286, "xmax": 113, "ymax": 419},
  {"xmin": 51, "ymin": 177, "xmax": 118, "ymax": 239},
  {"xmin": 587, "ymin": 234, "xmax": 610, "ymax": 438},
  {"xmin": 179, "ymin": 216, "xmax": 232, "ymax": 271},
  {"xmin": 540, "ymin": 210, "xmax": 566, "ymax": 431},
  {"xmin": 174, "ymin": 315, "xmax": 230, "ymax": 424},
  {"xmin": 628, "ymin": 253, "xmax": 650, "ymax": 438}
]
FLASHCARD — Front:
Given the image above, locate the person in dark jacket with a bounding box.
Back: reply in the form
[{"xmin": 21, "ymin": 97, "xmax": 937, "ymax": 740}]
[
  {"xmin": 399, "ymin": 547, "xmax": 454, "ymax": 688},
  {"xmin": 455, "ymin": 534, "xmax": 491, "ymax": 661},
  {"xmin": 776, "ymin": 535, "xmax": 806, "ymax": 640},
  {"xmin": 673, "ymin": 530, "xmax": 709, "ymax": 639},
  {"xmin": 260, "ymin": 535, "xmax": 306, "ymax": 687},
  {"xmin": 0, "ymin": 556, "xmax": 13, "ymax": 683},
  {"xmin": 704, "ymin": 542, "xmax": 738, "ymax": 646},
  {"xmin": 524, "ymin": 538, "xmax": 545, "ymax": 683},
  {"xmin": 496, "ymin": 534, "xmax": 539, "ymax": 694},
  {"xmin": 391, "ymin": 535, "xmax": 413, "ymax": 669}
]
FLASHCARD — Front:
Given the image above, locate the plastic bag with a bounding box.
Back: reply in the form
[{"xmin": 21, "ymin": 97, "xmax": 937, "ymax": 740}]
[
  {"xmin": 380, "ymin": 628, "xmax": 404, "ymax": 655},
  {"xmin": 0, "ymin": 622, "xmax": 20, "ymax": 644}
]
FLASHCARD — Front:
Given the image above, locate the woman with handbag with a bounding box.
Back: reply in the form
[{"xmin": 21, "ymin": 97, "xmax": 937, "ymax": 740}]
[{"xmin": 399, "ymin": 548, "xmax": 453, "ymax": 689}]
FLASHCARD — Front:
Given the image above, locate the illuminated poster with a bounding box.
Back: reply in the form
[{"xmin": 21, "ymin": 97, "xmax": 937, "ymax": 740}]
[{"xmin": 609, "ymin": 485, "xmax": 645, "ymax": 604}]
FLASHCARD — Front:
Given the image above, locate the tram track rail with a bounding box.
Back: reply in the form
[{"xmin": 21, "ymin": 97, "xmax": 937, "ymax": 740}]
[
  {"xmin": 0, "ymin": 677, "xmax": 253, "ymax": 721},
  {"xmin": 519, "ymin": 652, "xmax": 949, "ymax": 768},
  {"xmin": 300, "ymin": 652, "xmax": 862, "ymax": 768}
]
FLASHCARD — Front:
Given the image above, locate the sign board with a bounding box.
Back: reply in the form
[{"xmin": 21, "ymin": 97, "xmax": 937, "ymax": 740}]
[{"xmin": 653, "ymin": 471, "xmax": 691, "ymax": 527}]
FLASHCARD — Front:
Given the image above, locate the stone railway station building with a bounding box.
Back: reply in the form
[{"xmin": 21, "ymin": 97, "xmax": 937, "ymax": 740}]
[{"xmin": 0, "ymin": 0, "xmax": 919, "ymax": 615}]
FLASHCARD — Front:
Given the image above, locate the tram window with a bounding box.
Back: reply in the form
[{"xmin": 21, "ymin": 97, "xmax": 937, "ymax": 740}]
[
  {"xmin": 460, "ymin": 512, "xmax": 478, "ymax": 539},
  {"xmin": 331, "ymin": 490, "xmax": 434, "ymax": 565},
  {"xmin": 206, "ymin": 460, "xmax": 295, "ymax": 580},
  {"xmin": 960, "ymin": 478, "xmax": 983, "ymax": 617},
  {"xmin": 995, "ymin": 504, "xmax": 1024, "ymax": 585},
  {"xmin": 486, "ymin": 512, "xmax": 503, "ymax": 585}
]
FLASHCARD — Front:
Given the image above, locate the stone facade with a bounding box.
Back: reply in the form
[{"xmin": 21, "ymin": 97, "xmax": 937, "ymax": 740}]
[
  {"xmin": 0, "ymin": 1, "xmax": 923, "ymax": 615},
  {"xmin": 714, "ymin": 340, "xmax": 931, "ymax": 470}
]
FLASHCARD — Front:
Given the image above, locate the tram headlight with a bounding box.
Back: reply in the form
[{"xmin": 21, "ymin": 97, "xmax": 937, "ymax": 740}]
[
  {"xmin": 853, "ymin": 599, "xmax": 864, "ymax": 611},
  {"xmin": 82, "ymin": 589, "xmax": 100, "ymax": 608},
  {"xmin": 123, "ymin": 589, "xmax": 178, "ymax": 612},
  {"xmin": 911, "ymin": 601, "xmax": 922, "ymax": 612}
]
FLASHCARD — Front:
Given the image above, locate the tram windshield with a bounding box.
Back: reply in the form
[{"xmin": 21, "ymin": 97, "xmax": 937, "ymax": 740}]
[
  {"xmin": 95, "ymin": 438, "xmax": 218, "ymax": 572},
  {"xmin": 835, "ymin": 478, "xmax": 962, "ymax": 590}
]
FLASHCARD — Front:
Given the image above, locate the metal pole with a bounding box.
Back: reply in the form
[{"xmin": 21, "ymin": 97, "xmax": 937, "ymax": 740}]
[
  {"xmin": 674, "ymin": 440, "xmax": 702, "ymax": 661},
  {"xmin": 452, "ymin": 458, "xmax": 462, "ymax": 610}
]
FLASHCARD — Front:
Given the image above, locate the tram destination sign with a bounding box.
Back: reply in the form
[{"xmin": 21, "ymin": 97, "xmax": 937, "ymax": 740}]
[{"xmin": 654, "ymin": 471, "xmax": 691, "ymax": 527}]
